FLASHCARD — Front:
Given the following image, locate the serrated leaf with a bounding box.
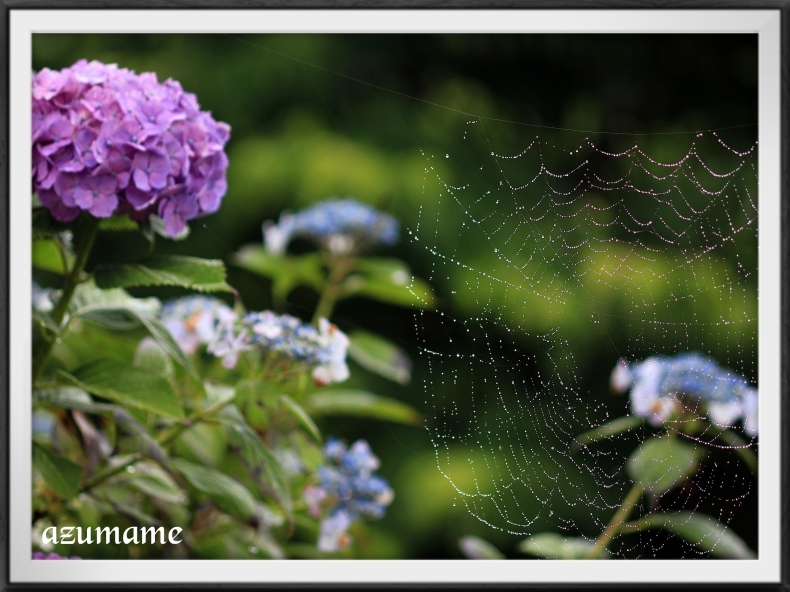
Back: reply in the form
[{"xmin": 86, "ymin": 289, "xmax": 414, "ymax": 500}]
[
  {"xmin": 32, "ymin": 442, "xmax": 82, "ymax": 500},
  {"xmin": 627, "ymin": 436, "xmax": 704, "ymax": 495},
  {"xmin": 58, "ymin": 359, "xmax": 184, "ymax": 420},
  {"xmin": 518, "ymin": 533, "xmax": 610, "ymax": 559},
  {"xmin": 636, "ymin": 512, "xmax": 755, "ymax": 559},
  {"xmin": 94, "ymin": 255, "xmax": 231, "ymax": 292},
  {"xmin": 172, "ymin": 458, "xmax": 257, "ymax": 520},
  {"xmin": 33, "ymin": 239, "xmax": 72, "ymax": 274},
  {"xmin": 459, "ymin": 536, "xmax": 505, "ymax": 559},
  {"xmin": 347, "ymin": 330, "xmax": 412, "ymax": 384},
  {"xmin": 278, "ymin": 395, "xmax": 322, "ymax": 443},
  {"xmin": 304, "ymin": 389, "xmax": 423, "ymax": 426}
]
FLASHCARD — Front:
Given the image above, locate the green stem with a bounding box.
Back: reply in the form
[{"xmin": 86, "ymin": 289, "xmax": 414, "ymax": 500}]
[
  {"xmin": 585, "ymin": 482, "xmax": 644, "ymax": 559},
  {"xmin": 311, "ymin": 255, "xmax": 356, "ymax": 325},
  {"xmin": 32, "ymin": 216, "xmax": 100, "ymax": 384},
  {"xmin": 78, "ymin": 391, "xmax": 236, "ymax": 494},
  {"xmin": 620, "ymin": 514, "xmax": 665, "ymax": 535}
]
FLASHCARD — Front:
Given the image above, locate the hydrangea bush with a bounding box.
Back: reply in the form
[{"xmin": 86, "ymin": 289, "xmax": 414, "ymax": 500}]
[{"xmin": 31, "ymin": 60, "xmax": 429, "ymax": 561}]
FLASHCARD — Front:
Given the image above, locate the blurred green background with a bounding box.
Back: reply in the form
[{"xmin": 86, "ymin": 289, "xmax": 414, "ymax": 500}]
[{"xmin": 33, "ymin": 33, "xmax": 758, "ymax": 559}]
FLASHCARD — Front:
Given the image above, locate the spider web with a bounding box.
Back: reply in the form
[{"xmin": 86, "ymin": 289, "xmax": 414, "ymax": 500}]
[{"xmin": 409, "ymin": 119, "xmax": 758, "ymax": 557}]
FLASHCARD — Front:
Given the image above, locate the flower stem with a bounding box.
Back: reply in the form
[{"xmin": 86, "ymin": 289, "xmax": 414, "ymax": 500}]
[
  {"xmin": 32, "ymin": 216, "xmax": 101, "ymax": 385},
  {"xmin": 312, "ymin": 255, "xmax": 356, "ymax": 325},
  {"xmin": 585, "ymin": 481, "xmax": 644, "ymax": 559}
]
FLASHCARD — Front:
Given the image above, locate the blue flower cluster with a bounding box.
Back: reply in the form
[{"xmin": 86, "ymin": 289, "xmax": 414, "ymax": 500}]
[
  {"xmin": 610, "ymin": 352, "xmax": 758, "ymax": 436},
  {"xmin": 159, "ymin": 295, "xmax": 237, "ymax": 366},
  {"xmin": 263, "ymin": 198, "xmax": 399, "ymax": 255},
  {"xmin": 304, "ymin": 438, "xmax": 394, "ymax": 552},
  {"xmin": 199, "ymin": 310, "xmax": 350, "ymax": 385}
]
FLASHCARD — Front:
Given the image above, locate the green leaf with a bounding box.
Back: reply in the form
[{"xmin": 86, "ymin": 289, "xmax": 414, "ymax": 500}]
[
  {"xmin": 234, "ymin": 379, "xmax": 276, "ymax": 431},
  {"xmin": 32, "ymin": 442, "xmax": 82, "ymax": 500},
  {"xmin": 120, "ymin": 463, "xmax": 187, "ymax": 505},
  {"xmin": 98, "ymin": 214, "xmax": 139, "ymax": 232},
  {"xmin": 33, "ymin": 386, "xmax": 116, "ymax": 415},
  {"xmin": 627, "ymin": 436, "xmax": 704, "ymax": 495},
  {"xmin": 69, "ymin": 281, "xmax": 195, "ymax": 377},
  {"xmin": 113, "ymin": 408, "xmax": 170, "ymax": 467},
  {"xmin": 69, "ymin": 281, "xmax": 160, "ymax": 329},
  {"xmin": 347, "ymin": 330, "xmax": 412, "ymax": 385},
  {"xmin": 172, "ymin": 458, "xmax": 257, "ymax": 520},
  {"xmin": 278, "ymin": 395, "xmax": 322, "ymax": 443},
  {"xmin": 518, "ymin": 533, "xmax": 610, "ymax": 559},
  {"xmin": 345, "ymin": 258, "xmax": 435, "ymax": 309},
  {"xmin": 304, "ymin": 389, "xmax": 424, "ymax": 426},
  {"xmin": 632, "ymin": 512, "xmax": 756, "ymax": 559},
  {"xmin": 93, "ymin": 255, "xmax": 232, "ymax": 292},
  {"xmin": 33, "ymin": 239, "xmax": 72, "ymax": 274},
  {"xmin": 58, "ymin": 359, "xmax": 184, "ymax": 420},
  {"xmin": 232, "ymin": 245, "xmax": 324, "ymax": 302},
  {"xmin": 459, "ymin": 536, "xmax": 505, "ymax": 560},
  {"xmin": 572, "ymin": 415, "xmax": 644, "ymax": 452},
  {"xmin": 216, "ymin": 406, "xmax": 293, "ymax": 517},
  {"xmin": 133, "ymin": 337, "xmax": 174, "ymax": 380},
  {"xmin": 133, "ymin": 314, "xmax": 196, "ymax": 378}
]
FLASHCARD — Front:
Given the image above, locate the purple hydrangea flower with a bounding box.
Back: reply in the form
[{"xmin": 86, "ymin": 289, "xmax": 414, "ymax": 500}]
[
  {"xmin": 610, "ymin": 352, "xmax": 758, "ymax": 436},
  {"xmin": 32, "ymin": 60, "xmax": 230, "ymax": 237},
  {"xmin": 304, "ymin": 438, "xmax": 394, "ymax": 553},
  {"xmin": 32, "ymin": 552, "xmax": 81, "ymax": 560},
  {"xmin": 209, "ymin": 311, "xmax": 350, "ymax": 385},
  {"xmin": 263, "ymin": 198, "xmax": 399, "ymax": 255}
]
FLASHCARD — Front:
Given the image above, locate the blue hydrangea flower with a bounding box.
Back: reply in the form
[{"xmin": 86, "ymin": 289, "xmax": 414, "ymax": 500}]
[
  {"xmin": 304, "ymin": 438, "xmax": 394, "ymax": 552},
  {"xmin": 212, "ymin": 311, "xmax": 350, "ymax": 385},
  {"xmin": 159, "ymin": 296, "xmax": 237, "ymax": 365},
  {"xmin": 263, "ymin": 198, "xmax": 399, "ymax": 255},
  {"xmin": 610, "ymin": 352, "xmax": 758, "ymax": 436}
]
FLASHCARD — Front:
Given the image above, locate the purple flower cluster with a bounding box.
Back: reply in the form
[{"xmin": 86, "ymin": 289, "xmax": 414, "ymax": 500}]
[
  {"xmin": 304, "ymin": 439, "xmax": 394, "ymax": 552},
  {"xmin": 32, "ymin": 59, "xmax": 230, "ymax": 237},
  {"xmin": 32, "ymin": 552, "xmax": 80, "ymax": 560},
  {"xmin": 611, "ymin": 352, "xmax": 758, "ymax": 436}
]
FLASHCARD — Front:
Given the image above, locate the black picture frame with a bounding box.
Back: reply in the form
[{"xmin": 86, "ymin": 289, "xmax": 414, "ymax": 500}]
[{"xmin": 1, "ymin": 2, "xmax": 787, "ymax": 590}]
